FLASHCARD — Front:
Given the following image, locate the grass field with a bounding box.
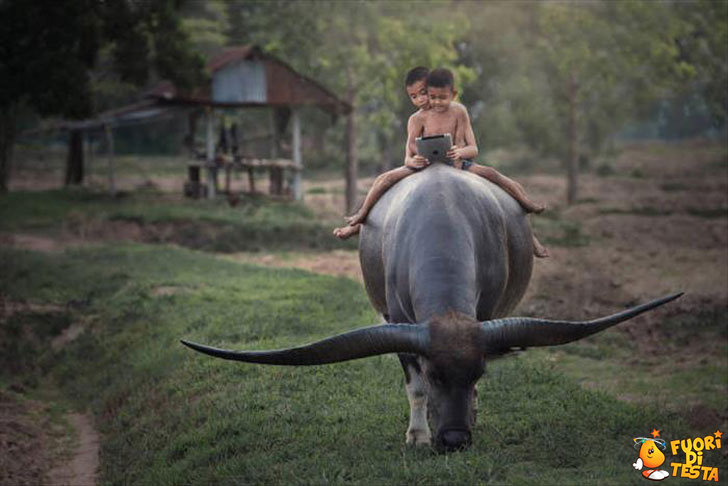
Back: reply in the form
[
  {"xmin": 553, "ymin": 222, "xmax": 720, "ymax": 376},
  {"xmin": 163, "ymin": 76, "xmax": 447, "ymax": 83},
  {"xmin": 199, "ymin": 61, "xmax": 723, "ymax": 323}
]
[
  {"xmin": 1, "ymin": 140, "xmax": 726, "ymax": 485},
  {"xmin": 3, "ymin": 244, "xmax": 719, "ymax": 485}
]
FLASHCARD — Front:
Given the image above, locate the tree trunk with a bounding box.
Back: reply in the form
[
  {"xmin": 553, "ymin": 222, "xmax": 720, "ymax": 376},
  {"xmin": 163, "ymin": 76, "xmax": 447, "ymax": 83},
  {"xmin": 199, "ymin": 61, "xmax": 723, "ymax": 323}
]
[
  {"xmin": 269, "ymin": 108, "xmax": 287, "ymax": 196},
  {"xmin": 345, "ymin": 66, "xmax": 358, "ymax": 214},
  {"xmin": 0, "ymin": 105, "xmax": 17, "ymax": 194},
  {"xmin": 105, "ymin": 125, "xmax": 116, "ymax": 197},
  {"xmin": 566, "ymin": 72, "xmax": 578, "ymax": 205},
  {"xmin": 65, "ymin": 129, "xmax": 84, "ymax": 186}
]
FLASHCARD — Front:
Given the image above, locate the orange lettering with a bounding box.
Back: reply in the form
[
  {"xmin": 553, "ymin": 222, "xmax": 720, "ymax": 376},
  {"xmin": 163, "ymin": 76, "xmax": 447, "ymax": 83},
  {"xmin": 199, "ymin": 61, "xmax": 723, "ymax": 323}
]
[
  {"xmin": 705, "ymin": 436, "xmax": 715, "ymax": 450},
  {"xmin": 694, "ymin": 437, "xmax": 705, "ymax": 451},
  {"xmin": 671, "ymin": 440, "xmax": 681, "ymax": 455}
]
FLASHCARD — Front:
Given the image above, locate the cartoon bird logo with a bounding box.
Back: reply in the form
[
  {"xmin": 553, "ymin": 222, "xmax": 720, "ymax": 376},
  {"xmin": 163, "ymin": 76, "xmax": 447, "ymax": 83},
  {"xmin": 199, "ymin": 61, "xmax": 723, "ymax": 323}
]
[{"xmin": 633, "ymin": 429, "xmax": 669, "ymax": 481}]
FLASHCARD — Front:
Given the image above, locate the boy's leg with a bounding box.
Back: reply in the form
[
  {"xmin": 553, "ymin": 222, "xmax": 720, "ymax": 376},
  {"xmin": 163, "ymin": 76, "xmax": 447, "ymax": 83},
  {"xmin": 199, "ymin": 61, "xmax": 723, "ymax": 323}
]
[
  {"xmin": 347, "ymin": 166, "xmax": 417, "ymax": 226},
  {"xmin": 533, "ymin": 234, "xmax": 550, "ymax": 258},
  {"xmin": 333, "ymin": 223, "xmax": 361, "ymax": 240},
  {"xmin": 467, "ymin": 164, "xmax": 544, "ymax": 214}
]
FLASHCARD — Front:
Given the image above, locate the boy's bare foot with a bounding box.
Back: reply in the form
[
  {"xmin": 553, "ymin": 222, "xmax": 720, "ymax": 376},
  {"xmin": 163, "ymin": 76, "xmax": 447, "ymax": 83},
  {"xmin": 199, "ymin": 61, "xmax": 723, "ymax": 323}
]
[
  {"xmin": 533, "ymin": 236, "xmax": 550, "ymax": 258},
  {"xmin": 345, "ymin": 211, "xmax": 366, "ymax": 226},
  {"xmin": 333, "ymin": 224, "xmax": 361, "ymax": 240},
  {"xmin": 520, "ymin": 198, "xmax": 545, "ymax": 214}
]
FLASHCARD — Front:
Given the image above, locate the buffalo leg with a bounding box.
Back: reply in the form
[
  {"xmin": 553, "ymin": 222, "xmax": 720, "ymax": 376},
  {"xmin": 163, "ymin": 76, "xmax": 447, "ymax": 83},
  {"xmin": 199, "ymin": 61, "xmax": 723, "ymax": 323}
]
[{"xmin": 398, "ymin": 353, "xmax": 431, "ymax": 446}]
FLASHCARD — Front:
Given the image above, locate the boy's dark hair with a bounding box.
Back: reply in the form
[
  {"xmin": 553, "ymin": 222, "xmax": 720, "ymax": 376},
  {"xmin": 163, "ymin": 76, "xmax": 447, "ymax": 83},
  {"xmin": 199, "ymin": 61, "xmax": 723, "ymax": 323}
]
[
  {"xmin": 427, "ymin": 68, "xmax": 455, "ymax": 90},
  {"xmin": 405, "ymin": 66, "xmax": 429, "ymax": 87}
]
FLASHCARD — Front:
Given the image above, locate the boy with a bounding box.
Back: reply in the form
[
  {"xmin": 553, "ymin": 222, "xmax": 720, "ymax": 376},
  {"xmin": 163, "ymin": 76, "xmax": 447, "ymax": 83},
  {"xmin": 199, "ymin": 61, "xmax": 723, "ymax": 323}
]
[{"xmin": 333, "ymin": 67, "xmax": 548, "ymax": 258}]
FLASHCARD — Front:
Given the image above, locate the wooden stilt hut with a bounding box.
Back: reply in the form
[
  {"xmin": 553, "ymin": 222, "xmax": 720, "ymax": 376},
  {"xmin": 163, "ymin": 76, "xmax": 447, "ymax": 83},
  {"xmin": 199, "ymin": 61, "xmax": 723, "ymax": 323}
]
[{"xmin": 150, "ymin": 45, "xmax": 352, "ymax": 200}]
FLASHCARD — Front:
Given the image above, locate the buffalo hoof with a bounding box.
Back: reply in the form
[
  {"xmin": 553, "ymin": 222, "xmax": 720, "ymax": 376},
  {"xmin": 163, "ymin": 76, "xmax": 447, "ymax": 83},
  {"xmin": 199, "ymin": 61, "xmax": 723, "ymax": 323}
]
[{"xmin": 406, "ymin": 428, "xmax": 431, "ymax": 447}]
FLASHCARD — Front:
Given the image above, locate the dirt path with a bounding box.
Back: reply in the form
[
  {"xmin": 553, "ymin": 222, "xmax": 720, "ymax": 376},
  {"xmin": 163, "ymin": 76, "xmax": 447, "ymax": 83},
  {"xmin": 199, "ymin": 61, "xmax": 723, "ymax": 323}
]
[
  {"xmin": 0, "ymin": 293, "xmax": 100, "ymax": 486},
  {"xmin": 46, "ymin": 413, "xmax": 99, "ymax": 486}
]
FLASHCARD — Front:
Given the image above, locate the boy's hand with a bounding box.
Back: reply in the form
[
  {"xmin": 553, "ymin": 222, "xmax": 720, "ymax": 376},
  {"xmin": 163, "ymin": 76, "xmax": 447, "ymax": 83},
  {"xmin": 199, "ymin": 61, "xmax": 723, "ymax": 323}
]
[
  {"xmin": 406, "ymin": 155, "xmax": 429, "ymax": 169},
  {"xmin": 447, "ymin": 146, "xmax": 464, "ymax": 161}
]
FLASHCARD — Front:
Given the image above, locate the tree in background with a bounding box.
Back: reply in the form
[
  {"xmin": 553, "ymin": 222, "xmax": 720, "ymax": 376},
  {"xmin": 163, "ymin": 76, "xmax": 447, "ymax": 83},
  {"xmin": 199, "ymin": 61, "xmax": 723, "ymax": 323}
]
[
  {"xmin": 222, "ymin": 0, "xmax": 472, "ymax": 212},
  {"xmin": 673, "ymin": 0, "xmax": 728, "ymax": 129},
  {"xmin": 0, "ymin": 0, "xmax": 204, "ymax": 193},
  {"xmin": 0, "ymin": 0, "xmax": 99, "ymax": 192},
  {"xmin": 460, "ymin": 1, "xmax": 723, "ymax": 205}
]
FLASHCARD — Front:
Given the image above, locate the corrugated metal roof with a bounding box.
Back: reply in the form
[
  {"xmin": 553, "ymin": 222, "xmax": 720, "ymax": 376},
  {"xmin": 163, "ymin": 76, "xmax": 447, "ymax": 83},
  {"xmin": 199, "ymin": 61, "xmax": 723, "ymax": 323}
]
[
  {"xmin": 46, "ymin": 45, "xmax": 352, "ymax": 133},
  {"xmin": 199, "ymin": 45, "xmax": 351, "ymax": 115}
]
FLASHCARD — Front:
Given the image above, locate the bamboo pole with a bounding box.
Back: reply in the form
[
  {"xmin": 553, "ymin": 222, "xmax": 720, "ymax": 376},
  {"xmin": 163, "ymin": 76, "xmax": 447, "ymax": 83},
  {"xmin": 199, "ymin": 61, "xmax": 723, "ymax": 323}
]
[{"xmin": 292, "ymin": 109, "xmax": 302, "ymax": 201}]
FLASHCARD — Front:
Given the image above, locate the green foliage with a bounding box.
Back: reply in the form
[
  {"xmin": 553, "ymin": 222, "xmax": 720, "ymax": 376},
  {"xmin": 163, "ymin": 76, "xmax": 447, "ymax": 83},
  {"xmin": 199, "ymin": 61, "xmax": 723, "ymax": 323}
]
[
  {"xmin": 0, "ymin": 245, "xmax": 705, "ymax": 485},
  {"xmin": 0, "ymin": 0, "xmax": 100, "ymax": 117},
  {"xmin": 458, "ymin": 1, "xmax": 725, "ymax": 161},
  {"xmin": 0, "ymin": 0, "xmax": 206, "ymax": 192},
  {"xmin": 222, "ymin": 1, "xmax": 473, "ymax": 169},
  {"xmin": 673, "ymin": 0, "xmax": 728, "ymax": 126},
  {"xmin": 0, "ymin": 188, "xmax": 356, "ymax": 252},
  {"xmin": 100, "ymin": 0, "xmax": 205, "ymax": 91},
  {"xmin": 180, "ymin": 1, "xmax": 230, "ymax": 58}
]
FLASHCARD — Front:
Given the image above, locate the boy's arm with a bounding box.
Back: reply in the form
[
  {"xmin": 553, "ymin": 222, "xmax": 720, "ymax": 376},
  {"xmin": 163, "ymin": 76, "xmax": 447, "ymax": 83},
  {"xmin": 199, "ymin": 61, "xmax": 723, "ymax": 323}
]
[
  {"xmin": 404, "ymin": 113, "xmax": 428, "ymax": 169},
  {"xmin": 448, "ymin": 105, "xmax": 479, "ymax": 161}
]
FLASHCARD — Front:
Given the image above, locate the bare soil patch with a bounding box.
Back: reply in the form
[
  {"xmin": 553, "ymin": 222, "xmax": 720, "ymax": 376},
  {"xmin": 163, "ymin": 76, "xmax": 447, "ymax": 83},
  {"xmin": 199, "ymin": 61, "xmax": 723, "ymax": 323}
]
[
  {"xmin": 0, "ymin": 391, "xmax": 50, "ymax": 486},
  {"xmin": 224, "ymin": 250, "xmax": 363, "ymax": 282}
]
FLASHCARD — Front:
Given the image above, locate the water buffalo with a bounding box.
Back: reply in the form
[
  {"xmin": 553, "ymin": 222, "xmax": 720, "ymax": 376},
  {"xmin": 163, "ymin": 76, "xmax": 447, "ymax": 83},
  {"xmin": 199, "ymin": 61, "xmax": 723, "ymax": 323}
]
[{"xmin": 182, "ymin": 163, "xmax": 680, "ymax": 452}]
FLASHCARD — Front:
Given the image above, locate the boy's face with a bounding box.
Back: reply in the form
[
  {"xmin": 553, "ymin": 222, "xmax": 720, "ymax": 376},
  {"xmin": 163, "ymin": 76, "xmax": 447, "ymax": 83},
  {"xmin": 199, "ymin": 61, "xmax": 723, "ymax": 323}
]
[
  {"xmin": 406, "ymin": 79, "xmax": 429, "ymax": 110},
  {"xmin": 428, "ymin": 85, "xmax": 455, "ymax": 113}
]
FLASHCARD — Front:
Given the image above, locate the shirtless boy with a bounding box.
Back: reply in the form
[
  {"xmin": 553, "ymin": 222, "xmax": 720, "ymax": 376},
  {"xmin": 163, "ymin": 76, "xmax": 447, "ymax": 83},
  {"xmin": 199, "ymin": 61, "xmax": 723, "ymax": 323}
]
[{"xmin": 333, "ymin": 67, "xmax": 548, "ymax": 258}]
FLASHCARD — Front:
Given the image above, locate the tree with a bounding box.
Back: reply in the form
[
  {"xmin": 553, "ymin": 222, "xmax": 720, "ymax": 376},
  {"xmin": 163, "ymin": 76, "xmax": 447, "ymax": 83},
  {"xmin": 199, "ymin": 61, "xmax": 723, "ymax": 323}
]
[
  {"xmin": 673, "ymin": 0, "xmax": 728, "ymax": 128},
  {"xmin": 461, "ymin": 1, "xmax": 697, "ymax": 204},
  {"xmin": 0, "ymin": 0, "xmax": 99, "ymax": 192},
  {"xmin": 223, "ymin": 0, "xmax": 472, "ymax": 212},
  {"xmin": 536, "ymin": 0, "xmax": 695, "ymax": 203},
  {"xmin": 0, "ymin": 0, "xmax": 204, "ymax": 193}
]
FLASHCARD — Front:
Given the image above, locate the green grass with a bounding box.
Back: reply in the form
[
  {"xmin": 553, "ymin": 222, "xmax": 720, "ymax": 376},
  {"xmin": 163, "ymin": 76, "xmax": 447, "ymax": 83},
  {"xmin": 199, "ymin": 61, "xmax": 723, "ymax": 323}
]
[
  {"xmin": 528, "ymin": 305, "xmax": 728, "ymax": 415},
  {"xmin": 3, "ymin": 245, "xmax": 723, "ymax": 485},
  {"xmin": 0, "ymin": 189, "xmax": 357, "ymax": 252}
]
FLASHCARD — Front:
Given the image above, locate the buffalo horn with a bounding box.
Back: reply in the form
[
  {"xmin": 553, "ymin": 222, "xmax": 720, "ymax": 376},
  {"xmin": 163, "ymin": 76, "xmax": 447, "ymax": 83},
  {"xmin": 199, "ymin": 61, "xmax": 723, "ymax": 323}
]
[
  {"xmin": 479, "ymin": 293, "xmax": 683, "ymax": 354},
  {"xmin": 181, "ymin": 323, "xmax": 429, "ymax": 365}
]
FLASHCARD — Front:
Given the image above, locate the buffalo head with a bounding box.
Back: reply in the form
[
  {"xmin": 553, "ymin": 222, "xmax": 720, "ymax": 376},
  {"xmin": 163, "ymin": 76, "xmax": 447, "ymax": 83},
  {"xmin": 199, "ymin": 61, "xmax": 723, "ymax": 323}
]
[{"xmin": 182, "ymin": 292, "xmax": 681, "ymax": 452}]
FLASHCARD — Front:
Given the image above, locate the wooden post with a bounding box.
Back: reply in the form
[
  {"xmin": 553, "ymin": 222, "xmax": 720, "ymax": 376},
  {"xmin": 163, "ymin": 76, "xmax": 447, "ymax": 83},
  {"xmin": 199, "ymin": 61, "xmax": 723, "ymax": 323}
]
[
  {"xmin": 205, "ymin": 107, "xmax": 216, "ymax": 199},
  {"xmin": 65, "ymin": 129, "xmax": 84, "ymax": 186},
  {"xmin": 269, "ymin": 109, "xmax": 285, "ymax": 195},
  {"xmin": 86, "ymin": 131, "xmax": 94, "ymax": 184},
  {"xmin": 345, "ymin": 66, "xmax": 358, "ymax": 214},
  {"xmin": 247, "ymin": 166, "xmax": 256, "ymax": 193},
  {"xmin": 566, "ymin": 71, "xmax": 578, "ymax": 205},
  {"xmin": 292, "ymin": 109, "xmax": 302, "ymax": 201},
  {"xmin": 105, "ymin": 124, "xmax": 116, "ymax": 197}
]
